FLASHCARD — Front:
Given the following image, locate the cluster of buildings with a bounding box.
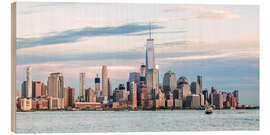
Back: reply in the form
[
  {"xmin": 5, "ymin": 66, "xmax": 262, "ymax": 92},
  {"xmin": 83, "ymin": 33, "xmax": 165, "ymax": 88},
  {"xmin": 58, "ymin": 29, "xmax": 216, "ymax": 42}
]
[{"xmin": 16, "ymin": 25, "xmax": 242, "ymax": 111}]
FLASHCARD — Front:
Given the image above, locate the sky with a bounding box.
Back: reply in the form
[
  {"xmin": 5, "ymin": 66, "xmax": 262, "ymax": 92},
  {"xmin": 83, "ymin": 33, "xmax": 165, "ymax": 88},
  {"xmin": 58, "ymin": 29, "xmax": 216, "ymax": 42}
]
[{"xmin": 16, "ymin": 2, "xmax": 259, "ymax": 106}]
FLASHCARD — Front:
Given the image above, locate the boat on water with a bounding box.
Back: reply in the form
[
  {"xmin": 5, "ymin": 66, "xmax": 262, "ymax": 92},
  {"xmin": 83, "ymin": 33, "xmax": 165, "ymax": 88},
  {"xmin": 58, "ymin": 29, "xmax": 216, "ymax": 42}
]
[{"xmin": 205, "ymin": 106, "xmax": 213, "ymax": 114}]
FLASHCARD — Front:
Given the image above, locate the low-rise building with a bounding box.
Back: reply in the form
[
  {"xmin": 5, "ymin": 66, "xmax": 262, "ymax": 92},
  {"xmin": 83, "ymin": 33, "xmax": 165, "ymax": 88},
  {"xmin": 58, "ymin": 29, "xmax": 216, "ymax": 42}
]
[
  {"xmin": 19, "ymin": 98, "xmax": 32, "ymax": 111},
  {"xmin": 75, "ymin": 102, "xmax": 102, "ymax": 109}
]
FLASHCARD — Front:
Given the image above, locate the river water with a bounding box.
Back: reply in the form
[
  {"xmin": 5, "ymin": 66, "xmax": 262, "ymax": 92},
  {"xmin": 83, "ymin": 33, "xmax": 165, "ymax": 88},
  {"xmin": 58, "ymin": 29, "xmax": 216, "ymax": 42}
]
[{"xmin": 16, "ymin": 109, "xmax": 259, "ymax": 133}]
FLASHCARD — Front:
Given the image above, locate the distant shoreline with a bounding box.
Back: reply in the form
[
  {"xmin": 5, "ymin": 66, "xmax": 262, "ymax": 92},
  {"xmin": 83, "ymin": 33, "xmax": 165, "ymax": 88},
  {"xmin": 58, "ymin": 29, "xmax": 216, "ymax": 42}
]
[{"xmin": 16, "ymin": 107, "xmax": 259, "ymax": 112}]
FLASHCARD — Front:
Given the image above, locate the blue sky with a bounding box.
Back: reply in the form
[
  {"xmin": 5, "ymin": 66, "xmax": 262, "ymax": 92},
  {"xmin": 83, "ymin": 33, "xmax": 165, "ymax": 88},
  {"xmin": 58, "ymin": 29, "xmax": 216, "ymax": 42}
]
[{"xmin": 16, "ymin": 2, "xmax": 259, "ymax": 105}]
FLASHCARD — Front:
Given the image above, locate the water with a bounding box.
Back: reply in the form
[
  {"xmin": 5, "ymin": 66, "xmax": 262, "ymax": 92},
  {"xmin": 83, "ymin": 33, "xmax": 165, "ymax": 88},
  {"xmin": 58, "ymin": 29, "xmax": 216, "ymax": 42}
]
[{"xmin": 16, "ymin": 109, "xmax": 259, "ymax": 133}]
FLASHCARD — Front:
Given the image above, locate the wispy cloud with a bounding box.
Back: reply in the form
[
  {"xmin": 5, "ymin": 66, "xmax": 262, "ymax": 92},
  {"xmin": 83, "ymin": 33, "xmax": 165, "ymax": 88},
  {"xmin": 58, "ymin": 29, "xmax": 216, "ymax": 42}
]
[
  {"xmin": 157, "ymin": 5, "xmax": 240, "ymax": 22},
  {"xmin": 155, "ymin": 40, "xmax": 191, "ymax": 47},
  {"xmin": 16, "ymin": 23, "xmax": 163, "ymax": 49}
]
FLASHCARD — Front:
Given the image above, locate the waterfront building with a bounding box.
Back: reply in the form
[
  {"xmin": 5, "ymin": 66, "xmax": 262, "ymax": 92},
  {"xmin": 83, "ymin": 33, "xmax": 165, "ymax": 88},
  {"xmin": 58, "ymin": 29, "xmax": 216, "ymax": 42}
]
[
  {"xmin": 64, "ymin": 87, "xmax": 75, "ymax": 107},
  {"xmin": 130, "ymin": 82, "xmax": 137, "ymax": 109},
  {"xmin": 138, "ymin": 81, "xmax": 147, "ymax": 107},
  {"xmin": 21, "ymin": 81, "xmax": 27, "ymax": 98},
  {"xmin": 85, "ymin": 88, "xmax": 96, "ymax": 102},
  {"xmin": 202, "ymin": 89, "xmax": 208, "ymax": 103},
  {"xmin": 94, "ymin": 74, "xmax": 101, "ymax": 97},
  {"xmin": 197, "ymin": 75, "xmax": 202, "ymax": 91},
  {"xmin": 233, "ymin": 90, "xmax": 239, "ymax": 104},
  {"xmin": 74, "ymin": 102, "xmax": 102, "ymax": 110},
  {"xmin": 146, "ymin": 68, "xmax": 159, "ymax": 97},
  {"xmin": 36, "ymin": 98, "xmax": 48, "ymax": 110},
  {"xmin": 102, "ymin": 65, "xmax": 108, "ymax": 98},
  {"xmin": 129, "ymin": 72, "xmax": 140, "ymax": 85},
  {"xmin": 48, "ymin": 97, "xmax": 64, "ymax": 110},
  {"xmin": 48, "ymin": 73, "xmax": 64, "ymax": 98},
  {"xmin": 41, "ymin": 83, "xmax": 47, "ymax": 97},
  {"xmin": 209, "ymin": 93, "xmax": 214, "ymax": 105},
  {"xmin": 163, "ymin": 71, "xmax": 177, "ymax": 93},
  {"xmin": 190, "ymin": 81, "xmax": 200, "ymax": 95},
  {"xmin": 108, "ymin": 78, "xmax": 113, "ymax": 97},
  {"xmin": 32, "ymin": 81, "xmax": 42, "ymax": 98},
  {"xmin": 140, "ymin": 65, "xmax": 146, "ymax": 77},
  {"xmin": 166, "ymin": 92, "xmax": 174, "ymax": 108},
  {"xmin": 126, "ymin": 81, "xmax": 130, "ymax": 91},
  {"xmin": 199, "ymin": 93, "xmax": 205, "ymax": 106},
  {"xmin": 174, "ymin": 99, "xmax": 183, "ymax": 108},
  {"xmin": 185, "ymin": 94, "xmax": 201, "ymax": 109},
  {"xmin": 26, "ymin": 66, "xmax": 32, "ymax": 98},
  {"xmin": 213, "ymin": 92, "xmax": 224, "ymax": 109},
  {"xmin": 79, "ymin": 72, "xmax": 86, "ymax": 100},
  {"xmin": 157, "ymin": 90, "xmax": 166, "ymax": 108},
  {"xmin": 19, "ymin": 98, "xmax": 32, "ymax": 111},
  {"xmin": 176, "ymin": 76, "xmax": 191, "ymax": 103},
  {"xmin": 222, "ymin": 92, "xmax": 227, "ymax": 103},
  {"xmin": 211, "ymin": 87, "xmax": 217, "ymax": 94}
]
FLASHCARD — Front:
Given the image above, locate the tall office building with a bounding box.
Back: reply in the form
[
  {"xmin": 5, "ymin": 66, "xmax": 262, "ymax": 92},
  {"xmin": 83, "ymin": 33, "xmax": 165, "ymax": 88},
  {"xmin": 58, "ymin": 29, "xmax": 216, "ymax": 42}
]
[
  {"xmin": 95, "ymin": 74, "xmax": 101, "ymax": 97},
  {"xmin": 32, "ymin": 81, "xmax": 42, "ymax": 98},
  {"xmin": 176, "ymin": 76, "xmax": 191, "ymax": 104},
  {"xmin": 85, "ymin": 88, "xmax": 95, "ymax": 102},
  {"xmin": 233, "ymin": 90, "xmax": 239, "ymax": 104},
  {"xmin": 108, "ymin": 78, "xmax": 113, "ymax": 97},
  {"xmin": 202, "ymin": 89, "xmax": 208, "ymax": 102},
  {"xmin": 64, "ymin": 87, "xmax": 75, "ymax": 107},
  {"xmin": 190, "ymin": 81, "xmax": 200, "ymax": 95},
  {"xmin": 145, "ymin": 23, "xmax": 155, "ymax": 73},
  {"xmin": 146, "ymin": 68, "xmax": 159, "ymax": 97},
  {"xmin": 163, "ymin": 71, "xmax": 177, "ymax": 93},
  {"xmin": 140, "ymin": 65, "xmax": 146, "ymax": 77},
  {"xmin": 130, "ymin": 82, "xmax": 137, "ymax": 109},
  {"xmin": 26, "ymin": 66, "xmax": 32, "ymax": 98},
  {"xmin": 129, "ymin": 72, "xmax": 140, "ymax": 85},
  {"xmin": 79, "ymin": 72, "xmax": 86, "ymax": 99},
  {"xmin": 213, "ymin": 92, "xmax": 224, "ymax": 109},
  {"xmin": 21, "ymin": 81, "xmax": 27, "ymax": 98},
  {"xmin": 41, "ymin": 83, "xmax": 47, "ymax": 97},
  {"xmin": 197, "ymin": 75, "xmax": 202, "ymax": 91},
  {"xmin": 102, "ymin": 65, "xmax": 108, "ymax": 98},
  {"xmin": 48, "ymin": 73, "xmax": 64, "ymax": 98}
]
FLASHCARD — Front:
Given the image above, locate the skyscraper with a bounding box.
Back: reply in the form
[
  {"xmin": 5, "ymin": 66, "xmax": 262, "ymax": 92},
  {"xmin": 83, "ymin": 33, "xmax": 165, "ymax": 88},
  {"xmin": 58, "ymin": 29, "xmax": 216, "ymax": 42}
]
[
  {"xmin": 140, "ymin": 65, "xmax": 146, "ymax": 77},
  {"xmin": 163, "ymin": 71, "xmax": 177, "ymax": 93},
  {"xmin": 129, "ymin": 72, "xmax": 140, "ymax": 85},
  {"xmin": 108, "ymin": 78, "xmax": 113, "ymax": 97},
  {"xmin": 102, "ymin": 65, "xmax": 108, "ymax": 98},
  {"xmin": 48, "ymin": 73, "xmax": 64, "ymax": 98},
  {"xmin": 21, "ymin": 81, "xmax": 27, "ymax": 98},
  {"xmin": 146, "ymin": 68, "xmax": 159, "ymax": 97},
  {"xmin": 95, "ymin": 74, "xmax": 101, "ymax": 97},
  {"xmin": 145, "ymin": 23, "xmax": 155, "ymax": 73},
  {"xmin": 64, "ymin": 87, "xmax": 75, "ymax": 107},
  {"xmin": 79, "ymin": 72, "xmax": 86, "ymax": 99},
  {"xmin": 26, "ymin": 66, "xmax": 32, "ymax": 98},
  {"xmin": 202, "ymin": 89, "xmax": 208, "ymax": 102},
  {"xmin": 233, "ymin": 90, "xmax": 239, "ymax": 104},
  {"xmin": 130, "ymin": 82, "xmax": 137, "ymax": 109},
  {"xmin": 197, "ymin": 75, "xmax": 202, "ymax": 91},
  {"xmin": 190, "ymin": 81, "xmax": 200, "ymax": 95},
  {"xmin": 32, "ymin": 81, "xmax": 42, "ymax": 98}
]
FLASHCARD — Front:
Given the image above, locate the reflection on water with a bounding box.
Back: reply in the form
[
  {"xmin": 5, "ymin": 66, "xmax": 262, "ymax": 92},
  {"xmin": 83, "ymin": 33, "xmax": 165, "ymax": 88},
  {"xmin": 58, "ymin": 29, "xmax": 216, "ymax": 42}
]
[{"xmin": 16, "ymin": 109, "xmax": 259, "ymax": 133}]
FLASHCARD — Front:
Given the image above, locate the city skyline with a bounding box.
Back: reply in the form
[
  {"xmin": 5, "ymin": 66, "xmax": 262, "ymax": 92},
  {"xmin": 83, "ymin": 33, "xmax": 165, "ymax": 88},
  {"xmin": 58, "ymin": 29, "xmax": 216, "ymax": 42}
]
[{"xmin": 15, "ymin": 2, "xmax": 259, "ymax": 106}]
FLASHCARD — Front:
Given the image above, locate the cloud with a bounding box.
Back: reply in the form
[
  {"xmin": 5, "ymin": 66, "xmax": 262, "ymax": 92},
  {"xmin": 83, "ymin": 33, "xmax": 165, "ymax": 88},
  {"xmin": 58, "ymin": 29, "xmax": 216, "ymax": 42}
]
[
  {"xmin": 16, "ymin": 51, "xmax": 145, "ymax": 65},
  {"xmin": 126, "ymin": 30, "xmax": 187, "ymax": 36},
  {"xmin": 155, "ymin": 40, "xmax": 191, "ymax": 47},
  {"xmin": 16, "ymin": 23, "xmax": 163, "ymax": 49},
  {"xmin": 159, "ymin": 5, "xmax": 240, "ymax": 22}
]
